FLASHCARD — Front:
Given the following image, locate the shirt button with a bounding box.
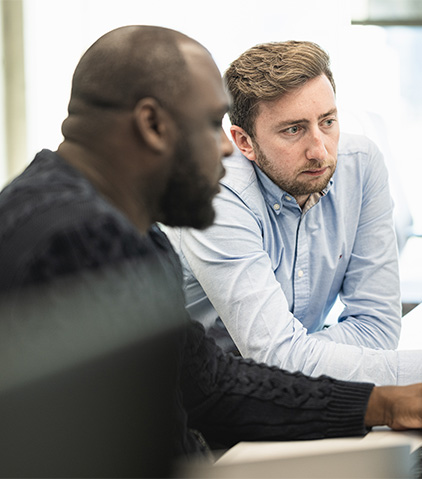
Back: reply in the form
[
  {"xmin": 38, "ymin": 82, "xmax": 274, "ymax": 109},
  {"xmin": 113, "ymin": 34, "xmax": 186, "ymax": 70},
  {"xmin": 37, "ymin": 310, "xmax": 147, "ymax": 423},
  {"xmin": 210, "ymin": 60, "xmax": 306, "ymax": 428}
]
[
  {"xmin": 274, "ymin": 203, "xmax": 280, "ymax": 211},
  {"xmin": 298, "ymin": 270, "xmax": 304, "ymax": 278},
  {"xmin": 285, "ymin": 196, "xmax": 292, "ymax": 201}
]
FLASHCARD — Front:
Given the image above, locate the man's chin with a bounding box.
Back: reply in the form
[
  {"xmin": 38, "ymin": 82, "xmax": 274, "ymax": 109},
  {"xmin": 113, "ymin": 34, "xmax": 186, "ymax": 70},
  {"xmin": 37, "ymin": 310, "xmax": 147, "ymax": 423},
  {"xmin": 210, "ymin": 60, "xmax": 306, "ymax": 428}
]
[
  {"xmin": 161, "ymin": 205, "xmax": 216, "ymax": 230},
  {"xmin": 181, "ymin": 209, "xmax": 216, "ymax": 230},
  {"xmin": 296, "ymin": 172, "xmax": 333, "ymax": 196},
  {"xmin": 191, "ymin": 213, "xmax": 216, "ymax": 230}
]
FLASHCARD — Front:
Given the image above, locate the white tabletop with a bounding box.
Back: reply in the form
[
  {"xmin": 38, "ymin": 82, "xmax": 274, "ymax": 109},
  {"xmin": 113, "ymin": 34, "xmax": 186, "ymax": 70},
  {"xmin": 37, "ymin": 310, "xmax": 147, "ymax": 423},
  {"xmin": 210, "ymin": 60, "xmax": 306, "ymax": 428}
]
[{"xmin": 181, "ymin": 429, "xmax": 422, "ymax": 478}]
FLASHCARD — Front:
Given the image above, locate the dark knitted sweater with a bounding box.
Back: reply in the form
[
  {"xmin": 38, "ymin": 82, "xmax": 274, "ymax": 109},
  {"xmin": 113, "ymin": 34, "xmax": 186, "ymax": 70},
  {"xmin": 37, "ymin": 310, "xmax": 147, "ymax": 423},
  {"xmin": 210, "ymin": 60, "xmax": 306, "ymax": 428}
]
[{"xmin": 0, "ymin": 150, "xmax": 374, "ymax": 464}]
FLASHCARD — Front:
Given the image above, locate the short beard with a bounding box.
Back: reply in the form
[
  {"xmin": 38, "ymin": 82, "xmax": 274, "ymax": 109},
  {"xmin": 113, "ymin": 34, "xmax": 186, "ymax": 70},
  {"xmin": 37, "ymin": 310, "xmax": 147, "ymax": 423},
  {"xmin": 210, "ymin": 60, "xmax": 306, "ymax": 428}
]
[
  {"xmin": 254, "ymin": 141, "xmax": 335, "ymax": 198},
  {"xmin": 158, "ymin": 134, "xmax": 217, "ymax": 230}
]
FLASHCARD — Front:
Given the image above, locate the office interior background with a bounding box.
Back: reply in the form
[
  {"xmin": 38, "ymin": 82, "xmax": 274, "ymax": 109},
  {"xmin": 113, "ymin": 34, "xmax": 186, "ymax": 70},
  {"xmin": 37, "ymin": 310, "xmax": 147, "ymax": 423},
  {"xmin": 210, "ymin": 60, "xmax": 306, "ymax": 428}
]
[{"xmin": 1, "ymin": 0, "xmax": 422, "ymax": 306}]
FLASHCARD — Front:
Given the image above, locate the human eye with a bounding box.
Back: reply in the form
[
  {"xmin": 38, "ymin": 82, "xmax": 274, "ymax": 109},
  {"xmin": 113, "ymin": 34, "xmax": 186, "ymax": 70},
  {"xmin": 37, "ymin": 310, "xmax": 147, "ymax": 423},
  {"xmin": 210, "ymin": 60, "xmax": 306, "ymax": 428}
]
[
  {"xmin": 322, "ymin": 117, "xmax": 337, "ymax": 128},
  {"xmin": 283, "ymin": 125, "xmax": 302, "ymax": 135}
]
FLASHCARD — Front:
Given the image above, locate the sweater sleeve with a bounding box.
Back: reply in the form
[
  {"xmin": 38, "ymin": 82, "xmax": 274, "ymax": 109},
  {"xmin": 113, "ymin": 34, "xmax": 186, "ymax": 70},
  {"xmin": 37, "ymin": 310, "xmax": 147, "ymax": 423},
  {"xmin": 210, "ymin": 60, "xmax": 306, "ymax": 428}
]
[{"xmin": 181, "ymin": 320, "xmax": 374, "ymax": 448}]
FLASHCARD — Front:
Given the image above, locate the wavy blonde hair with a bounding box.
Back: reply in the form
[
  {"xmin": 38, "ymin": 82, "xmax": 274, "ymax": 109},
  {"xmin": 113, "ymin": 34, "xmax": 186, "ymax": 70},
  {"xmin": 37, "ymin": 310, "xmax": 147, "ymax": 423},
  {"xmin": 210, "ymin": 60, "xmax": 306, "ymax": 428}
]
[{"xmin": 224, "ymin": 40, "xmax": 335, "ymax": 136}]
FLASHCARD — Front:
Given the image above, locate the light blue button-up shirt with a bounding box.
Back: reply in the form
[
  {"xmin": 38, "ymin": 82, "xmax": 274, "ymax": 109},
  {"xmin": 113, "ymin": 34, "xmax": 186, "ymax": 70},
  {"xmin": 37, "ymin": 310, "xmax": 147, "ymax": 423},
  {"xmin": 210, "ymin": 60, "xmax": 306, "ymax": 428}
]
[{"xmin": 168, "ymin": 133, "xmax": 422, "ymax": 385}]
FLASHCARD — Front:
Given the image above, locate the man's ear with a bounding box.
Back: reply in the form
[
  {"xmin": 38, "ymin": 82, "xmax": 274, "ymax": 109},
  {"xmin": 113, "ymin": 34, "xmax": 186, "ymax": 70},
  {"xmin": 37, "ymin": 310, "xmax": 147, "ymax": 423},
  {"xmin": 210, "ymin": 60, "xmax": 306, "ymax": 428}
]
[
  {"xmin": 133, "ymin": 98, "xmax": 173, "ymax": 153},
  {"xmin": 230, "ymin": 125, "xmax": 257, "ymax": 162}
]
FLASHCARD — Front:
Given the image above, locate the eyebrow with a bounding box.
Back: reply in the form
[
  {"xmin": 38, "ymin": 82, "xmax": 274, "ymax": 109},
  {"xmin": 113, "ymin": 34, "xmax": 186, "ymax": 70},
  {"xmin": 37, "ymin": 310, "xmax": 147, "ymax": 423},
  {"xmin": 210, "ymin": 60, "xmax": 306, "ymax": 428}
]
[{"xmin": 274, "ymin": 107, "xmax": 338, "ymax": 130}]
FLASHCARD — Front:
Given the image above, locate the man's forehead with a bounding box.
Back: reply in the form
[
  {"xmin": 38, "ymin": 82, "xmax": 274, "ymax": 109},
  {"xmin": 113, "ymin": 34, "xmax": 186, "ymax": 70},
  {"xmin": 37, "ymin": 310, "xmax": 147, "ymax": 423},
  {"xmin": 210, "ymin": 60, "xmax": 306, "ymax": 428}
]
[{"xmin": 256, "ymin": 76, "xmax": 336, "ymax": 121}]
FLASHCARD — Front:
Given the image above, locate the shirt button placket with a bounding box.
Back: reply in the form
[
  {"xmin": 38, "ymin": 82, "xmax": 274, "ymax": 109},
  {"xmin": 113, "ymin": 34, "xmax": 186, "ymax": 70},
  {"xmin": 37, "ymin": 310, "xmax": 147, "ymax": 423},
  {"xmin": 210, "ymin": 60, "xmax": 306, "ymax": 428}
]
[{"xmin": 293, "ymin": 218, "xmax": 310, "ymax": 320}]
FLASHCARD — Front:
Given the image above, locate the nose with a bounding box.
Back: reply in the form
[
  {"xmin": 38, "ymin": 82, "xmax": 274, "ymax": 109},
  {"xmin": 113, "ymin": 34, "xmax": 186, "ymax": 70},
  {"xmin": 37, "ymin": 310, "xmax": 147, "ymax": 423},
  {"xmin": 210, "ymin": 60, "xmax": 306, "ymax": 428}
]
[
  {"xmin": 306, "ymin": 128, "xmax": 327, "ymax": 161},
  {"xmin": 221, "ymin": 128, "xmax": 234, "ymax": 158}
]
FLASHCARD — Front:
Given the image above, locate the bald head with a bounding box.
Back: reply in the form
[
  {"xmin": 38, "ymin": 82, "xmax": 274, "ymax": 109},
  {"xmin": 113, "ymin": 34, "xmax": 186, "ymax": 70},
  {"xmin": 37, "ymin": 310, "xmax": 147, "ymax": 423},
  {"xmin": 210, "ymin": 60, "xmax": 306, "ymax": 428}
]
[{"xmin": 67, "ymin": 25, "xmax": 207, "ymax": 116}]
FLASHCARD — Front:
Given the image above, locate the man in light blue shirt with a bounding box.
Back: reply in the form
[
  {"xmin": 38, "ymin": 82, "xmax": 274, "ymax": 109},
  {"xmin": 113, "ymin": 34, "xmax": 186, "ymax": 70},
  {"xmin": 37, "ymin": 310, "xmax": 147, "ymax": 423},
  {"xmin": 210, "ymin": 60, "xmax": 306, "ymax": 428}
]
[{"xmin": 168, "ymin": 40, "xmax": 422, "ymax": 386}]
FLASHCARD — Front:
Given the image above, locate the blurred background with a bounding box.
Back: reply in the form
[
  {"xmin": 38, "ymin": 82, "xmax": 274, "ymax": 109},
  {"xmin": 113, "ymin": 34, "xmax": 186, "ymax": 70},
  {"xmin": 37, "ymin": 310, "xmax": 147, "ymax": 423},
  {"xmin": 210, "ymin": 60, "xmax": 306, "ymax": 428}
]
[{"xmin": 1, "ymin": 0, "xmax": 422, "ymax": 308}]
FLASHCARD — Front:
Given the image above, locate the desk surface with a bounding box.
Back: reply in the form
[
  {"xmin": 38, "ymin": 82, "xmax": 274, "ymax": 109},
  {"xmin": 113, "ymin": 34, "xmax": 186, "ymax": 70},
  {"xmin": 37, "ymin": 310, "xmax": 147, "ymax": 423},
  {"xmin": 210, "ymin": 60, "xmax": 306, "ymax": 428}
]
[
  {"xmin": 181, "ymin": 429, "xmax": 422, "ymax": 478},
  {"xmin": 398, "ymin": 302, "xmax": 422, "ymax": 350}
]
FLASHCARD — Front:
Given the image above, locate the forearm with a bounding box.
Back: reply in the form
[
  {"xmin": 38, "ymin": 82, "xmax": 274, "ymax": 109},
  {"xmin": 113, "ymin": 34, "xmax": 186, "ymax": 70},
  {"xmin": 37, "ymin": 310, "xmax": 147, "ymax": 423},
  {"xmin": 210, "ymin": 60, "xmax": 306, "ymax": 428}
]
[
  {"xmin": 181, "ymin": 232, "xmax": 418, "ymax": 385},
  {"xmin": 182, "ymin": 321, "xmax": 374, "ymax": 447},
  {"xmin": 183, "ymin": 321, "xmax": 422, "ymax": 448}
]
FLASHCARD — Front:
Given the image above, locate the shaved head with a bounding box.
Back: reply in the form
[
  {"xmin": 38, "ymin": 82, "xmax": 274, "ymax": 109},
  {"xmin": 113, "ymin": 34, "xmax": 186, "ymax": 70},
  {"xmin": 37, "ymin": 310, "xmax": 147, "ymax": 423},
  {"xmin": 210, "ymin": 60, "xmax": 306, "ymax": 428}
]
[{"xmin": 67, "ymin": 25, "xmax": 205, "ymax": 115}]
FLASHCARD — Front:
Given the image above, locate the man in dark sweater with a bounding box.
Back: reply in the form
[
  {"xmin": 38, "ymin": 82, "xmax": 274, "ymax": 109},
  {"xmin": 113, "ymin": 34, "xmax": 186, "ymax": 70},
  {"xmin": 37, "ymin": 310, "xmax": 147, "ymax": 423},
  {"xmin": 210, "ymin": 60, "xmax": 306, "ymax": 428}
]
[{"xmin": 0, "ymin": 25, "xmax": 420, "ymax": 477}]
